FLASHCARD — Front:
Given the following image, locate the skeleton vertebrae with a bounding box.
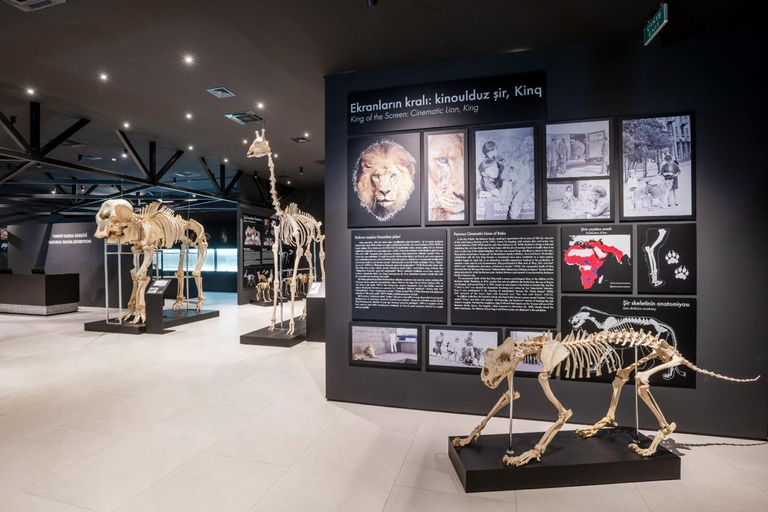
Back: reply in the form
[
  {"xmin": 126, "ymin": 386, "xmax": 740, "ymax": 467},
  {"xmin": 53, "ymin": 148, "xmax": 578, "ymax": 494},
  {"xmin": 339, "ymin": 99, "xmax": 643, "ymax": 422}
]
[
  {"xmin": 454, "ymin": 328, "xmax": 759, "ymax": 466},
  {"xmin": 94, "ymin": 199, "xmax": 208, "ymax": 323}
]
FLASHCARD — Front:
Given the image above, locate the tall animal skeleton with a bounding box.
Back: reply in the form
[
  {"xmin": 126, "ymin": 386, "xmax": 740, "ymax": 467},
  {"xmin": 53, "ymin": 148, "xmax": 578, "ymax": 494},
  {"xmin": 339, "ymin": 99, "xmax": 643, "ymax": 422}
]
[
  {"xmin": 452, "ymin": 328, "xmax": 759, "ymax": 467},
  {"xmin": 247, "ymin": 129, "xmax": 326, "ymax": 334},
  {"xmin": 94, "ymin": 199, "xmax": 208, "ymax": 323}
]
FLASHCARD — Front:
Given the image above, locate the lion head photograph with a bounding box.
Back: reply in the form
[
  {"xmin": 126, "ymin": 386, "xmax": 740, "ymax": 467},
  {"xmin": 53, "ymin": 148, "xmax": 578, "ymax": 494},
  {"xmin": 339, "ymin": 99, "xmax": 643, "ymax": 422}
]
[
  {"xmin": 427, "ymin": 132, "xmax": 466, "ymax": 222},
  {"xmin": 353, "ymin": 139, "xmax": 416, "ymax": 222}
]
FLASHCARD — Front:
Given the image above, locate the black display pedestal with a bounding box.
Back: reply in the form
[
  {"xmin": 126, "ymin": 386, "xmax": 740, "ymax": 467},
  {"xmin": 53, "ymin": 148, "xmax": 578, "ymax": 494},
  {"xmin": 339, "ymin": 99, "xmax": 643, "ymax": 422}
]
[
  {"xmin": 448, "ymin": 427, "xmax": 680, "ymax": 492},
  {"xmin": 240, "ymin": 317, "xmax": 306, "ymax": 347},
  {"xmin": 249, "ymin": 297, "xmax": 288, "ymax": 307},
  {"xmin": 84, "ymin": 319, "xmax": 145, "ymax": 334},
  {"xmin": 306, "ymin": 296, "xmax": 325, "ymax": 342}
]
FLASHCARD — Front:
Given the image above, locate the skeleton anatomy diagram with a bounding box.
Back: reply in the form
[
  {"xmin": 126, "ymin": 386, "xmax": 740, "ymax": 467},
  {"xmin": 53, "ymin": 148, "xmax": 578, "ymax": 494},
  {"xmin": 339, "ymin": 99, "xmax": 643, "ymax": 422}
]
[
  {"xmin": 247, "ymin": 129, "xmax": 326, "ymax": 334},
  {"xmin": 452, "ymin": 328, "xmax": 759, "ymax": 467},
  {"xmin": 94, "ymin": 199, "xmax": 208, "ymax": 324}
]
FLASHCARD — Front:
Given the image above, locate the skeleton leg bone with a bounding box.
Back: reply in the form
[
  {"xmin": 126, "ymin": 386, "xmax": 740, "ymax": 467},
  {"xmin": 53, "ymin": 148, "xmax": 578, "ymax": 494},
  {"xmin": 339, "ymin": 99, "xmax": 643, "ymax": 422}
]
[
  {"xmin": 301, "ymin": 242, "xmax": 313, "ymax": 320},
  {"xmin": 452, "ymin": 389, "xmax": 520, "ymax": 448},
  {"xmin": 287, "ymin": 245, "xmax": 304, "ymax": 335},
  {"xmin": 192, "ymin": 238, "xmax": 207, "ymax": 311},
  {"xmin": 504, "ymin": 371, "xmax": 572, "ymax": 467},
  {"xmin": 629, "ymin": 356, "xmax": 683, "ymax": 457},
  {"xmin": 173, "ymin": 243, "xmax": 187, "ymax": 310},
  {"xmin": 318, "ymin": 234, "xmax": 326, "ymax": 283},
  {"xmin": 122, "ymin": 246, "xmax": 141, "ymax": 322},
  {"xmin": 130, "ymin": 245, "xmax": 155, "ymax": 324},
  {"xmin": 577, "ymin": 353, "xmax": 660, "ymax": 438},
  {"xmin": 269, "ymin": 226, "xmax": 279, "ymax": 331}
]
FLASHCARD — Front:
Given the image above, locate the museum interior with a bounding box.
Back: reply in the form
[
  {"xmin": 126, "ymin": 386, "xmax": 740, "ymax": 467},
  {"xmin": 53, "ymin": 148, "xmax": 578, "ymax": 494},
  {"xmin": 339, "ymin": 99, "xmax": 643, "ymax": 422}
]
[{"xmin": 0, "ymin": 1, "xmax": 766, "ymax": 511}]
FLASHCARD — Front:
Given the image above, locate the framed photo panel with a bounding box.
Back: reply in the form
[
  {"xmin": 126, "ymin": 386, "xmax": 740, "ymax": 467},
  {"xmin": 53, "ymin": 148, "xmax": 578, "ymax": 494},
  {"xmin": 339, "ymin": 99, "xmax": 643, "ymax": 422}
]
[
  {"xmin": 423, "ymin": 130, "xmax": 469, "ymax": 225},
  {"xmin": 543, "ymin": 118, "xmax": 614, "ymax": 222},
  {"xmin": 505, "ymin": 329, "xmax": 547, "ymax": 377},
  {"xmin": 472, "ymin": 125, "xmax": 537, "ymax": 224},
  {"xmin": 637, "ymin": 223, "xmax": 696, "ymax": 294},
  {"xmin": 561, "ymin": 225, "xmax": 633, "ymax": 293},
  {"xmin": 349, "ymin": 323, "xmax": 421, "ymax": 370},
  {"xmin": 619, "ymin": 113, "xmax": 695, "ymax": 221},
  {"xmin": 425, "ymin": 326, "xmax": 501, "ymax": 374},
  {"xmin": 347, "ymin": 132, "xmax": 422, "ymax": 228}
]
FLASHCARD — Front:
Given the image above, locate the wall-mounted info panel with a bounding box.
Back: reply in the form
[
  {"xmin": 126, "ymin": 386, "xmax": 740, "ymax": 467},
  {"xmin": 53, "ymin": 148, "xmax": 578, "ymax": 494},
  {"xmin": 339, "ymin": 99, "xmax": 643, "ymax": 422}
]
[{"xmin": 352, "ymin": 229, "xmax": 447, "ymax": 323}]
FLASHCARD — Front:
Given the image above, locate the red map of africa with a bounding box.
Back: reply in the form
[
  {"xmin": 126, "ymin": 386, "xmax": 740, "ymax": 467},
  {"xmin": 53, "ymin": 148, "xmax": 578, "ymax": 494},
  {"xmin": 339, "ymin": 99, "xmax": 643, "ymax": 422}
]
[{"xmin": 563, "ymin": 240, "xmax": 624, "ymax": 289}]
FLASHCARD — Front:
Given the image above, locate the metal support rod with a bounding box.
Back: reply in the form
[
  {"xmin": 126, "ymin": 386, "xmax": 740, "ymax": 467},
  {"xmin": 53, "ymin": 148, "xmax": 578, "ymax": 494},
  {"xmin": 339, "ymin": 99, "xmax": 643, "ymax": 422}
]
[
  {"xmin": 634, "ymin": 346, "xmax": 640, "ymax": 443},
  {"xmin": 104, "ymin": 242, "xmax": 109, "ymax": 323},
  {"xmin": 506, "ymin": 373, "xmax": 515, "ymax": 456},
  {"xmin": 118, "ymin": 243, "xmax": 123, "ymax": 323}
]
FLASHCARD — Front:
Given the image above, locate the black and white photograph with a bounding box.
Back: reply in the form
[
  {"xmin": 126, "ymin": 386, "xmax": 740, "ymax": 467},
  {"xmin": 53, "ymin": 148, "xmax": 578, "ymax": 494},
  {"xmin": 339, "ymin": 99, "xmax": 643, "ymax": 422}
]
[
  {"xmin": 424, "ymin": 130, "xmax": 468, "ymax": 225},
  {"xmin": 561, "ymin": 296, "xmax": 697, "ymax": 388},
  {"xmin": 473, "ymin": 126, "xmax": 537, "ymax": 223},
  {"xmin": 620, "ymin": 114, "xmax": 694, "ymax": 220},
  {"xmin": 561, "ymin": 225, "xmax": 632, "ymax": 293},
  {"xmin": 505, "ymin": 329, "xmax": 546, "ymax": 376},
  {"xmin": 348, "ymin": 132, "xmax": 421, "ymax": 228},
  {"xmin": 545, "ymin": 179, "xmax": 611, "ymax": 221},
  {"xmin": 638, "ymin": 224, "xmax": 696, "ymax": 295},
  {"xmin": 545, "ymin": 119, "xmax": 611, "ymax": 178},
  {"xmin": 425, "ymin": 326, "xmax": 500, "ymax": 374},
  {"xmin": 349, "ymin": 323, "xmax": 421, "ymax": 370}
]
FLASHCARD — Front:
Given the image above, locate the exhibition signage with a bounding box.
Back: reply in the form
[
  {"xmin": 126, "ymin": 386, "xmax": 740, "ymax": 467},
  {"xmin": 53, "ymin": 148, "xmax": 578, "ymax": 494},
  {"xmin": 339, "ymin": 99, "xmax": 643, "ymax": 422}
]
[
  {"xmin": 347, "ymin": 71, "xmax": 546, "ymax": 135},
  {"xmin": 643, "ymin": 3, "xmax": 668, "ymax": 46}
]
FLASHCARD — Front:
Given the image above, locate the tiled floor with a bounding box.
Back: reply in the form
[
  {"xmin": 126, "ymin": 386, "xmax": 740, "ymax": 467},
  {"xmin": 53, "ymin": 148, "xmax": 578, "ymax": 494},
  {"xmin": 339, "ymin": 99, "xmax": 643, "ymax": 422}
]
[{"xmin": 1, "ymin": 293, "xmax": 766, "ymax": 512}]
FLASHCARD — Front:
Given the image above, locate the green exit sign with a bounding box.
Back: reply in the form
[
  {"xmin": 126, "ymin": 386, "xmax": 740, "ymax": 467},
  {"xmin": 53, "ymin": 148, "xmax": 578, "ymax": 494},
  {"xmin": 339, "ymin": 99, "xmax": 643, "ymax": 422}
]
[{"xmin": 644, "ymin": 3, "xmax": 669, "ymax": 46}]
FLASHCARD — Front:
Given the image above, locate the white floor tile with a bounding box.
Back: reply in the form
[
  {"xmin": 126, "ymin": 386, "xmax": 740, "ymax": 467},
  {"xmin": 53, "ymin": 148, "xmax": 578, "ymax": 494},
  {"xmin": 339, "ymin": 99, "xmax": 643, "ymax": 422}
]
[
  {"xmin": 0, "ymin": 492, "xmax": 95, "ymax": 512},
  {"xmin": 383, "ymin": 485, "xmax": 514, "ymax": 512}
]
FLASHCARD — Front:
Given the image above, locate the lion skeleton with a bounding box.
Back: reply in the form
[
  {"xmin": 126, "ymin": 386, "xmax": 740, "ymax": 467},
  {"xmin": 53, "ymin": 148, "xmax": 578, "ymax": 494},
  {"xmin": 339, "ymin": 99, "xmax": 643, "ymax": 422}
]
[
  {"xmin": 247, "ymin": 129, "xmax": 326, "ymax": 334},
  {"xmin": 94, "ymin": 199, "xmax": 208, "ymax": 324},
  {"xmin": 452, "ymin": 328, "xmax": 759, "ymax": 467}
]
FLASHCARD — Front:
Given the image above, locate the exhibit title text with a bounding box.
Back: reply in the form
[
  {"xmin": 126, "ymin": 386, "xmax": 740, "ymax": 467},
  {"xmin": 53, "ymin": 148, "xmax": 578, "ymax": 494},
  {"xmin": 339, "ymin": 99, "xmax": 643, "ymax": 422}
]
[{"xmin": 349, "ymin": 86, "xmax": 541, "ymax": 114}]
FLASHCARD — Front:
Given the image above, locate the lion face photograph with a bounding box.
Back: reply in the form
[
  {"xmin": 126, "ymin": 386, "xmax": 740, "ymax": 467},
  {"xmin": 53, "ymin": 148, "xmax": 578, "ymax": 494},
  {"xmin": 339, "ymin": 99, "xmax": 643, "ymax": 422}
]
[
  {"xmin": 348, "ymin": 133, "xmax": 421, "ymax": 227},
  {"xmin": 426, "ymin": 132, "xmax": 466, "ymax": 223}
]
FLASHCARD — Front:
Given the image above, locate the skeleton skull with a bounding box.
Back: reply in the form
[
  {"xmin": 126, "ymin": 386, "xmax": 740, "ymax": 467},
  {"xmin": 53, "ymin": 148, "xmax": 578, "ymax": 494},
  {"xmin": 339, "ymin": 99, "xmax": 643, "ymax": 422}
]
[
  {"xmin": 246, "ymin": 128, "xmax": 271, "ymax": 158},
  {"xmin": 481, "ymin": 339, "xmax": 519, "ymax": 389},
  {"xmin": 94, "ymin": 199, "xmax": 134, "ymax": 243}
]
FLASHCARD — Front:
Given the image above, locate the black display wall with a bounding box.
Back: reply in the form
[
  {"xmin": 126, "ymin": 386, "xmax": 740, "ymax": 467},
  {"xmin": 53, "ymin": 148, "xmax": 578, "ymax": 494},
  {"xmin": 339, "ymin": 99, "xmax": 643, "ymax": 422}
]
[
  {"xmin": 325, "ymin": 27, "xmax": 767, "ymax": 438},
  {"xmin": 7, "ymin": 222, "xmax": 132, "ymax": 307}
]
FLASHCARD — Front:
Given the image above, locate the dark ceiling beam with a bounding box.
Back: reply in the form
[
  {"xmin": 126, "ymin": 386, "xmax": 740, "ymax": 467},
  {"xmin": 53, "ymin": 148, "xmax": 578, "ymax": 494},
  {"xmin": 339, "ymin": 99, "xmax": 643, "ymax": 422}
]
[
  {"xmin": 223, "ymin": 170, "xmax": 243, "ymax": 196},
  {"xmin": 219, "ymin": 164, "xmax": 225, "ymax": 192},
  {"xmin": 154, "ymin": 150, "xmax": 184, "ymax": 182},
  {"xmin": 199, "ymin": 157, "xmax": 223, "ymax": 196},
  {"xmin": 0, "ymin": 162, "xmax": 35, "ymax": 186},
  {"xmin": 43, "ymin": 171, "xmax": 68, "ymax": 195},
  {"xmin": 149, "ymin": 141, "xmax": 156, "ymax": 180},
  {"xmin": 51, "ymin": 184, "xmax": 152, "ymax": 215},
  {"xmin": 40, "ymin": 118, "xmax": 90, "ymax": 156},
  {"xmin": 116, "ymin": 129, "xmax": 151, "ymax": 180},
  {"xmin": 0, "ymin": 111, "xmax": 31, "ymax": 152}
]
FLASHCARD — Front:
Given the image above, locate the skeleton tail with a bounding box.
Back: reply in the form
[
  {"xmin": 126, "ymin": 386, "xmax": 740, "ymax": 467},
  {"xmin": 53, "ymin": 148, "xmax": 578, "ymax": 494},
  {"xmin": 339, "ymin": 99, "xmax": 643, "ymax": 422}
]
[{"xmin": 681, "ymin": 358, "xmax": 760, "ymax": 383}]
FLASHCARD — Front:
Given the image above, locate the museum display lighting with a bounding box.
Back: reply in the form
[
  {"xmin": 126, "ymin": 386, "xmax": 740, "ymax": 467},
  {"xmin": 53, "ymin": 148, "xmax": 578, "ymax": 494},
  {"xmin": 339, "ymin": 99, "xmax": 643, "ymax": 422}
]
[
  {"xmin": 99, "ymin": 73, "xmax": 108, "ymax": 81},
  {"xmin": 186, "ymin": 113, "xmax": 193, "ymax": 120},
  {"xmin": 257, "ymin": 102, "xmax": 264, "ymax": 109},
  {"xmin": 26, "ymin": 88, "xmax": 35, "ymax": 95},
  {"xmin": 304, "ymin": 132, "xmax": 309, "ymax": 137},
  {"xmin": 123, "ymin": 122, "xmax": 130, "ymax": 129},
  {"xmin": 299, "ymin": 167, "xmax": 303, "ymax": 175},
  {"xmin": 183, "ymin": 54, "xmax": 195, "ymax": 65},
  {"xmin": 111, "ymin": 158, "xmax": 117, "ymax": 162},
  {"xmin": 243, "ymin": 139, "xmax": 248, "ymax": 144},
  {"xmin": 122, "ymin": 150, "xmax": 128, "ymax": 158},
  {"xmin": 188, "ymin": 145, "xmax": 194, "ymax": 150},
  {"xmin": 224, "ymin": 158, "xmax": 228, "ymax": 163}
]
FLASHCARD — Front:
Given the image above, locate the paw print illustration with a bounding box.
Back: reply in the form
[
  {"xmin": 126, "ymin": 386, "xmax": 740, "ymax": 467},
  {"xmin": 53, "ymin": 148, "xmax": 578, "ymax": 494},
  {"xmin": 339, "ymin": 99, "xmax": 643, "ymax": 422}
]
[
  {"xmin": 674, "ymin": 266, "xmax": 689, "ymax": 280},
  {"xmin": 665, "ymin": 251, "xmax": 680, "ymax": 265}
]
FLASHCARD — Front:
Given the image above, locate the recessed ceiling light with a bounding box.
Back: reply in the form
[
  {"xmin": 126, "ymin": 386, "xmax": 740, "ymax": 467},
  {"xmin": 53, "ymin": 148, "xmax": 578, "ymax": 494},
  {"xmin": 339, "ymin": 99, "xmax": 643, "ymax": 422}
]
[
  {"xmin": 52, "ymin": 188, "xmax": 56, "ymax": 194},
  {"xmin": 287, "ymin": 180, "xmax": 291, "ymax": 185},
  {"xmin": 242, "ymin": 139, "xmax": 248, "ymax": 144},
  {"xmin": 185, "ymin": 113, "xmax": 193, "ymax": 120},
  {"xmin": 183, "ymin": 55, "xmax": 194, "ymax": 65},
  {"xmin": 99, "ymin": 73, "xmax": 108, "ymax": 81},
  {"xmin": 121, "ymin": 150, "xmax": 128, "ymax": 158},
  {"xmin": 123, "ymin": 122, "xmax": 130, "ymax": 129},
  {"xmin": 274, "ymin": 154, "xmax": 278, "ymax": 158},
  {"xmin": 304, "ymin": 132, "xmax": 309, "ymax": 138},
  {"xmin": 188, "ymin": 145, "xmax": 194, "ymax": 150},
  {"xmin": 257, "ymin": 102, "xmax": 264, "ymax": 109},
  {"xmin": 26, "ymin": 88, "xmax": 35, "ymax": 95},
  {"xmin": 111, "ymin": 157, "xmax": 117, "ymax": 162},
  {"xmin": 224, "ymin": 158, "xmax": 228, "ymax": 163}
]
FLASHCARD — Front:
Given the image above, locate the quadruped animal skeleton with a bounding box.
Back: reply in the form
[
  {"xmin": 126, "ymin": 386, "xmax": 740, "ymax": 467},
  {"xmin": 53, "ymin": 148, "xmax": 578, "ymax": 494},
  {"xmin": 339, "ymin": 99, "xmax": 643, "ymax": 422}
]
[
  {"xmin": 247, "ymin": 129, "xmax": 326, "ymax": 334},
  {"xmin": 452, "ymin": 328, "xmax": 759, "ymax": 467},
  {"xmin": 94, "ymin": 199, "xmax": 208, "ymax": 323}
]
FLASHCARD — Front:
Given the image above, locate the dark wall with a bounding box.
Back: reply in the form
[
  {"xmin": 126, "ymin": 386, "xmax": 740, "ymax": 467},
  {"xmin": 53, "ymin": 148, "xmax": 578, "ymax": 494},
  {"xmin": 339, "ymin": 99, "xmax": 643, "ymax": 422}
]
[
  {"xmin": 325, "ymin": 28, "xmax": 767, "ymax": 438},
  {"xmin": 7, "ymin": 222, "xmax": 132, "ymax": 307}
]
